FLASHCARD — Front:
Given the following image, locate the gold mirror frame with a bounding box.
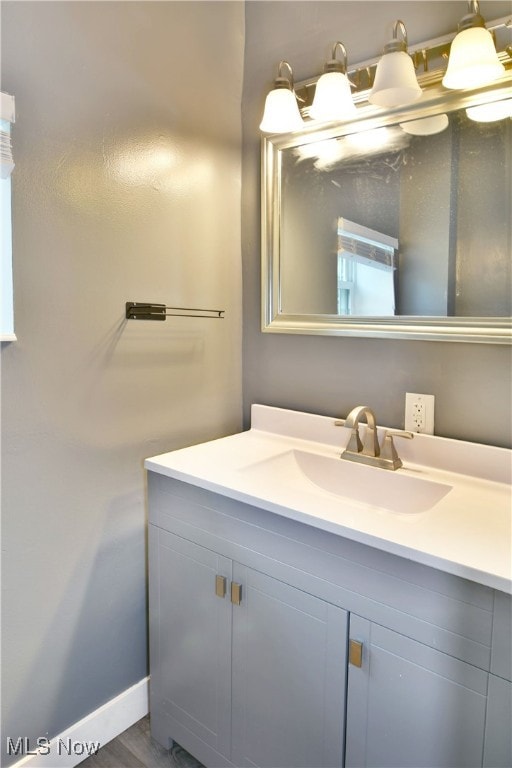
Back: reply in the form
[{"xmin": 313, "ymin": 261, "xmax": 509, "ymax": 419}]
[{"xmin": 262, "ymin": 72, "xmax": 512, "ymax": 344}]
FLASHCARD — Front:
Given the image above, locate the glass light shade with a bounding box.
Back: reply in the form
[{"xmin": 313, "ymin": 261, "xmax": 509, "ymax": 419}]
[
  {"xmin": 260, "ymin": 87, "xmax": 304, "ymax": 133},
  {"xmin": 400, "ymin": 113, "xmax": 449, "ymax": 136},
  {"xmin": 442, "ymin": 26, "xmax": 505, "ymax": 89},
  {"xmin": 310, "ymin": 71, "xmax": 356, "ymax": 122},
  {"xmin": 369, "ymin": 51, "xmax": 422, "ymax": 107},
  {"xmin": 466, "ymin": 99, "xmax": 512, "ymax": 122}
]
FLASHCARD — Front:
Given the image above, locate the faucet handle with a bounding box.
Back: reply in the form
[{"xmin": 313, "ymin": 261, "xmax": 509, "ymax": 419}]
[
  {"xmin": 334, "ymin": 419, "xmax": 363, "ymax": 452},
  {"xmin": 380, "ymin": 429, "xmax": 414, "ymax": 468},
  {"xmin": 385, "ymin": 429, "xmax": 414, "ymax": 441}
]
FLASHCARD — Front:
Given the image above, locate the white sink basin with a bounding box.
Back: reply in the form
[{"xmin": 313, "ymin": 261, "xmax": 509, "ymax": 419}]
[
  {"xmin": 240, "ymin": 449, "xmax": 453, "ymax": 514},
  {"xmin": 145, "ymin": 404, "xmax": 512, "ymax": 592}
]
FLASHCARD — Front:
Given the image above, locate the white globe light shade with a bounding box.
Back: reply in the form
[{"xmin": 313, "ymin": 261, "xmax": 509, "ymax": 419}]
[
  {"xmin": 400, "ymin": 113, "xmax": 449, "ymax": 136},
  {"xmin": 260, "ymin": 88, "xmax": 304, "ymax": 133},
  {"xmin": 369, "ymin": 51, "xmax": 422, "ymax": 107},
  {"xmin": 310, "ymin": 71, "xmax": 356, "ymax": 122},
  {"xmin": 466, "ymin": 99, "xmax": 512, "ymax": 122},
  {"xmin": 442, "ymin": 26, "xmax": 505, "ymax": 90}
]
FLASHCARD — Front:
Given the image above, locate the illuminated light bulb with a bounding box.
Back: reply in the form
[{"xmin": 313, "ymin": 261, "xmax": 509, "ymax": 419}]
[
  {"xmin": 260, "ymin": 61, "xmax": 304, "ymax": 134},
  {"xmin": 400, "ymin": 114, "xmax": 449, "ymax": 136},
  {"xmin": 442, "ymin": 2, "xmax": 505, "ymax": 90},
  {"xmin": 369, "ymin": 21, "xmax": 422, "ymax": 107},
  {"xmin": 310, "ymin": 43, "xmax": 356, "ymax": 122},
  {"xmin": 466, "ymin": 99, "xmax": 512, "ymax": 122}
]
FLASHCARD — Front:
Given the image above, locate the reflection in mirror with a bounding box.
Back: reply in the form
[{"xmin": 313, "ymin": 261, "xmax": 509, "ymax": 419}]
[
  {"xmin": 336, "ymin": 218, "xmax": 397, "ymax": 316},
  {"xmin": 279, "ymin": 106, "xmax": 511, "ymax": 319}
]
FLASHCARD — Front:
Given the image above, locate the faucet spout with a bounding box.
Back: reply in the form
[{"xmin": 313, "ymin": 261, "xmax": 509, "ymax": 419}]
[
  {"xmin": 335, "ymin": 405, "xmax": 414, "ymax": 470},
  {"xmin": 344, "ymin": 406, "xmax": 380, "ymax": 457}
]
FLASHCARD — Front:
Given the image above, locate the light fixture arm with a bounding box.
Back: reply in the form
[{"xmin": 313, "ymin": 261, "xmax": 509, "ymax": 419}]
[
  {"xmin": 458, "ymin": 0, "xmax": 486, "ymax": 31},
  {"xmin": 274, "ymin": 60, "xmax": 295, "ymax": 90},
  {"xmin": 324, "ymin": 42, "xmax": 349, "ymax": 73},
  {"xmin": 383, "ymin": 20, "xmax": 409, "ymax": 54}
]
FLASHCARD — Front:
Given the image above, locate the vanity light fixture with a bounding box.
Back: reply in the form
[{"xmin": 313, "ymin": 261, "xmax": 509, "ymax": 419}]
[
  {"xmin": 442, "ymin": 0, "xmax": 505, "ymax": 89},
  {"xmin": 260, "ymin": 11, "xmax": 511, "ymax": 134},
  {"xmin": 369, "ymin": 21, "xmax": 422, "ymax": 107},
  {"xmin": 259, "ymin": 60, "xmax": 304, "ymax": 134},
  {"xmin": 310, "ymin": 42, "xmax": 357, "ymax": 122}
]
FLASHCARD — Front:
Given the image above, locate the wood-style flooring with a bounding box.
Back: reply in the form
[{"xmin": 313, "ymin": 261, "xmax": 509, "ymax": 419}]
[{"xmin": 78, "ymin": 716, "xmax": 205, "ymax": 768}]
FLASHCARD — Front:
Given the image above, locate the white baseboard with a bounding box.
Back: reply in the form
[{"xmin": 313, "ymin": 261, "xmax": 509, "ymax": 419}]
[{"xmin": 9, "ymin": 677, "xmax": 149, "ymax": 768}]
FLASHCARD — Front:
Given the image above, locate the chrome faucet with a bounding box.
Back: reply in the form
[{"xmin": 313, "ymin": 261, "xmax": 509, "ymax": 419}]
[{"xmin": 335, "ymin": 405, "xmax": 413, "ymax": 471}]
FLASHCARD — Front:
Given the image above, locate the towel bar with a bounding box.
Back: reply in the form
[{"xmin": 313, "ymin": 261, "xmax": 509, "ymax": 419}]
[{"xmin": 125, "ymin": 302, "xmax": 225, "ymax": 321}]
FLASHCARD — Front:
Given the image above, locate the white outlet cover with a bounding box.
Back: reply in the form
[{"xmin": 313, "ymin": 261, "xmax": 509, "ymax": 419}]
[{"xmin": 405, "ymin": 393, "xmax": 435, "ymax": 435}]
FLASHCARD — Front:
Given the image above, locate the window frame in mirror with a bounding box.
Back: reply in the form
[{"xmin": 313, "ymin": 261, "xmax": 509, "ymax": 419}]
[{"xmin": 261, "ymin": 75, "xmax": 512, "ymax": 344}]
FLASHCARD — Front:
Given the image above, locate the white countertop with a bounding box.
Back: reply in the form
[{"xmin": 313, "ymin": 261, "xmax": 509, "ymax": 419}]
[{"xmin": 145, "ymin": 405, "xmax": 512, "ymax": 594}]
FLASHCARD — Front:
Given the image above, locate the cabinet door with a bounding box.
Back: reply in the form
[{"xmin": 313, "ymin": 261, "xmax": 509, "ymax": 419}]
[
  {"xmin": 483, "ymin": 674, "xmax": 512, "ymax": 768},
  {"xmin": 346, "ymin": 615, "xmax": 488, "ymax": 768},
  {"xmin": 149, "ymin": 527, "xmax": 232, "ymax": 762},
  {"xmin": 231, "ymin": 564, "xmax": 348, "ymax": 768}
]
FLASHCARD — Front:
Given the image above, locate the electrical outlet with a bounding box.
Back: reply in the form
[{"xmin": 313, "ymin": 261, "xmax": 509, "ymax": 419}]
[{"xmin": 405, "ymin": 393, "xmax": 435, "ymax": 434}]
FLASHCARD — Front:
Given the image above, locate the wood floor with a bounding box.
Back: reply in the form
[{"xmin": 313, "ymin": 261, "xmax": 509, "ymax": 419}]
[{"xmin": 79, "ymin": 716, "xmax": 205, "ymax": 768}]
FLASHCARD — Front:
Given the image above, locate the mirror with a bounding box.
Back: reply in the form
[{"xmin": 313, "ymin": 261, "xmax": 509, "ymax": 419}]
[{"xmin": 262, "ymin": 76, "xmax": 512, "ymax": 343}]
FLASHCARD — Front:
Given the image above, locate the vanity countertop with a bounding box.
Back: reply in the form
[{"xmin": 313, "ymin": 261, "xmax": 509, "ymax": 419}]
[{"xmin": 145, "ymin": 405, "xmax": 512, "ymax": 594}]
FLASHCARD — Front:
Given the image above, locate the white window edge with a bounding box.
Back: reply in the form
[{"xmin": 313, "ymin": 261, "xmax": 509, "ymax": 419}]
[
  {"xmin": 1, "ymin": 92, "xmax": 15, "ymax": 122},
  {"xmin": 1, "ymin": 92, "xmax": 15, "ymax": 339}
]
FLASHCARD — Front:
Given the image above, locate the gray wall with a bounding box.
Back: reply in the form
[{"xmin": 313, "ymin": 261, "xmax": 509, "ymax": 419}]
[
  {"xmin": 242, "ymin": 1, "xmax": 512, "ymax": 447},
  {"xmin": 1, "ymin": 2, "xmax": 243, "ymax": 762}
]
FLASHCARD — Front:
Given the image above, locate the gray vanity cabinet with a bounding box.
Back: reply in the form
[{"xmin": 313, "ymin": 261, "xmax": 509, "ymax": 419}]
[
  {"xmin": 345, "ymin": 615, "xmax": 488, "ymax": 768},
  {"xmin": 149, "ymin": 524, "xmax": 348, "ymax": 768},
  {"xmin": 148, "ymin": 473, "xmax": 511, "ymax": 768}
]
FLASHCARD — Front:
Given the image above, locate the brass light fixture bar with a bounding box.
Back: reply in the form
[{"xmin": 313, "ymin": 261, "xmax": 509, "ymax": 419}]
[
  {"xmin": 125, "ymin": 302, "xmax": 225, "ymax": 321},
  {"xmin": 295, "ymin": 16, "xmax": 512, "ymax": 114}
]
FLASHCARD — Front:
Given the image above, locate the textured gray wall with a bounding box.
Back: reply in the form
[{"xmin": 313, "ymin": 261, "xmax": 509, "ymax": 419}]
[
  {"xmin": 242, "ymin": 1, "xmax": 512, "ymax": 447},
  {"xmin": 1, "ymin": 2, "xmax": 243, "ymax": 762}
]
